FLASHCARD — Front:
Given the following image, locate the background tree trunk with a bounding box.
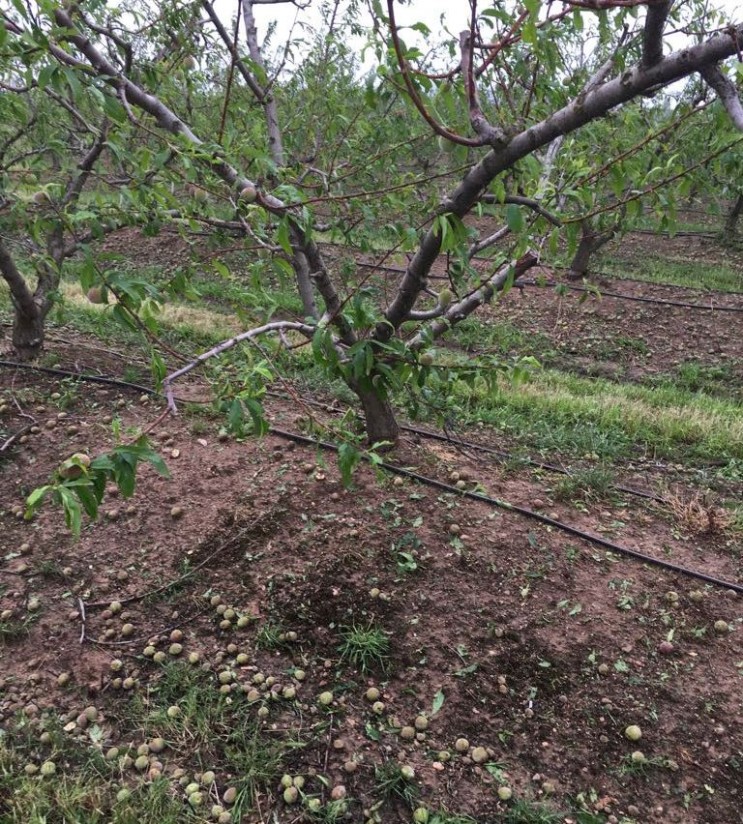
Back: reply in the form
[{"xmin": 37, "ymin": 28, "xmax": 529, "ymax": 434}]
[
  {"xmin": 724, "ymin": 192, "xmax": 743, "ymax": 237},
  {"xmin": 242, "ymin": 1, "xmax": 284, "ymax": 168},
  {"xmin": 567, "ymin": 219, "xmax": 619, "ymax": 281},
  {"xmin": 12, "ymin": 308, "xmax": 46, "ymax": 361},
  {"xmin": 0, "ymin": 237, "xmax": 48, "ymax": 360}
]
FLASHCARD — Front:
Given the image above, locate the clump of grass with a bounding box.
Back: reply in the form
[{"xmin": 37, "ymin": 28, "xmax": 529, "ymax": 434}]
[
  {"xmin": 338, "ymin": 621, "xmax": 391, "ymax": 674},
  {"xmin": 503, "ymin": 799, "xmax": 564, "ymax": 824},
  {"xmin": 373, "ymin": 761, "xmax": 419, "ymax": 806},
  {"xmin": 597, "ymin": 250, "xmax": 743, "ymax": 293},
  {"xmin": 255, "ymin": 621, "xmax": 288, "ymax": 651},
  {"xmin": 553, "ymin": 465, "xmax": 616, "ymax": 502},
  {"xmin": 429, "ymin": 814, "xmax": 479, "ymax": 824},
  {"xmin": 305, "ymin": 797, "xmax": 352, "ymax": 823},
  {"xmin": 0, "ymin": 616, "xmax": 32, "ymax": 644},
  {"xmin": 0, "ymin": 733, "xmax": 184, "ymax": 823},
  {"xmin": 36, "ymin": 559, "xmax": 67, "ymax": 581},
  {"xmin": 450, "ymin": 367, "xmax": 743, "ymax": 463},
  {"xmin": 614, "ymin": 752, "xmax": 677, "ymax": 777}
]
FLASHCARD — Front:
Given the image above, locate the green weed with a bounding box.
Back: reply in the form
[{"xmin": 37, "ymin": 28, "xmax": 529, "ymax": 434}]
[
  {"xmin": 597, "ymin": 251, "xmax": 743, "ymax": 293},
  {"xmin": 429, "ymin": 813, "xmax": 479, "ymax": 824},
  {"xmin": 373, "ymin": 761, "xmax": 419, "ymax": 806},
  {"xmin": 503, "ymin": 799, "xmax": 565, "ymax": 824},
  {"xmin": 338, "ymin": 621, "xmax": 391, "ymax": 674},
  {"xmin": 553, "ymin": 466, "xmax": 616, "ymax": 502}
]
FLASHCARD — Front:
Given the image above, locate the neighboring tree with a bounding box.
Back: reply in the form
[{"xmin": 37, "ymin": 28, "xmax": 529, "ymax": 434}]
[
  {"xmin": 724, "ymin": 191, "xmax": 743, "ymax": 237},
  {"xmin": 0, "ymin": 11, "xmax": 191, "ymax": 359},
  {"xmin": 0, "ymin": 52, "xmax": 111, "ymax": 358},
  {"xmin": 2, "ymin": 1, "xmax": 743, "ymax": 443}
]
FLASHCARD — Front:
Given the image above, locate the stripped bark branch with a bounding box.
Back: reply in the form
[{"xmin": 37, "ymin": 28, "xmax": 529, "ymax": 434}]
[
  {"xmin": 163, "ymin": 321, "xmax": 315, "ymax": 412},
  {"xmin": 700, "ymin": 64, "xmax": 743, "ymax": 131},
  {"xmin": 408, "ymin": 253, "xmax": 539, "ymax": 350}
]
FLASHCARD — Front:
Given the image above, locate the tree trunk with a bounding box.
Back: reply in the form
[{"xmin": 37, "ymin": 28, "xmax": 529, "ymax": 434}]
[
  {"xmin": 354, "ymin": 381, "xmax": 399, "ymax": 446},
  {"xmin": 567, "ymin": 219, "xmax": 617, "ymax": 281},
  {"xmin": 724, "ymin": 193, "xmax": 743, "ymax": 237},
  {"xmin": 567, "ymin": 229, "xmax": 596, "ymax": 280},
  {"xmin": 0, "ymin": 237, "xmax": 47, "ymax": 360},
  {"xmin": 12, "ymin": 307, "xmax": 46, "ymax": 361}
]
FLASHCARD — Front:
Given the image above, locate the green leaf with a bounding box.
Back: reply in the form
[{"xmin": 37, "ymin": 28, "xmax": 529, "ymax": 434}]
[
  {"xmin": 365, "ymin": 722, "xmax": 381, "ymax": 741},
  {"xmin": 150, "ymin": 351, "xmax": 166, "ymax": 390},
  {"xmin": 58, "ymin": 486, "xmax": 82, "ymax": 537},
  {"xmin": 74, "ymin": 484, "xmax": 100, "ymax": 519},
  {"xmin": 454, "ymin": 662, "xmax": 478, "ymax": 677},
  {"xmin": 276, "ymin": 218, "xmax": 293, "ymax": 256},
  {"xmin": 244, "ymin": 396, "xmax": 268, "ymax": 436},
  {"xmin": 505, "ymin": 204, "xmax": 524, "ymax": 233},
  {"xmin": 26, "ymin": 485, "xmax": 52, "ymax": 510},
  {"xmin": 102, "ymin": 94, "xmax": 127, "ymax": 124},
  {"xmin": 337, "ymin": 442, "xmax": 362, "ymax": 487},
  {"xmin": 114, "ymin": 462, "xmax": 136, "ymax": 497},
  {"xmin": 431, "ymin": 689, "xmax": 445, "ymax": 716},
  {"xmin": 213, "ymin": 260, "xmax": 230, "ymax": 279},
  {"xmin": 37, "ymin": 64, "xmax": 57, "ymax": 90},
  {"xmin": 227, "ymin": 397, "xmax": 245, "ymax": 435}
]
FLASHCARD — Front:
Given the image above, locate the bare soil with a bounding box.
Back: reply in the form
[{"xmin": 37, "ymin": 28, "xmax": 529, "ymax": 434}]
[{"xmin": 1, "ymin": 229, "xmax": 742, "ymax": 824}]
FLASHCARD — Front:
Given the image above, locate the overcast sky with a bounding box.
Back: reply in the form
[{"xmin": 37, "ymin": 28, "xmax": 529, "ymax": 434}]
[
  {"xmin": 209, "ymin": 0, "xmax": 742, "ymax": 84},
  {"xmin": 221, "ymin": 0, "xmax": 741, "ymax": 47}
]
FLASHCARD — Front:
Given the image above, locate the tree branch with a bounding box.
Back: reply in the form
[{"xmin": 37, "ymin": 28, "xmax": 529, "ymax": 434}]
[
  {"xmin": 408, "ymin": 253, "xmax": 538, "ymax": 349},
  {"xmin": 459, "ymin": 29, "xmax": 507, "ymax": 147},
  {"xmin": 374, "ymin": 23, "xmax": 743, "ymax": 343},
  {"xmin": 61, "ymin": 122, "xmax": 109, "ymax": 208},
  {"xmin": 385, "ymin": 0, "xmax": 487, "ymax": 148},
  {"xmin": 241, "ymin": 0, "xmax": 285, "ymax": 166},
  {"xmin": 642, "ymin": 1, "xmax": 672, "ymax": 68},
  {"xmin": 0, "ymin": 237, "xmax": 37, "ymax": 320},
  {"xmin": 163, "ymin": 320, "xmax": 315, "ymax": 412},
  {"xmin": 201, "ymin": 0, "xmax": 267, "ymax": 103},
  {"xmin": 468, "ymin": 225, "xmax": 511, "ymax": 258},
  {"xmin": 481, "ymin": 194, "xmax": 563, "ymax": 226},
  {"xmin": 50, "ymin": 6, "xmax": 349, "ymax": 339},
  {"xmin": 700, "ymin": 64, "xmax": 743, "ymax": 131}
]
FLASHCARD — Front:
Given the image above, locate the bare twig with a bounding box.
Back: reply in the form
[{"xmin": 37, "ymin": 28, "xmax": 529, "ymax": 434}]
[
  {"xmin": 78, "ymin": 598, "xmax": 86, "ymax": 644},
  {"xmin": 0, "ymin": 422, "xmax": 36, "ymax": 454}
]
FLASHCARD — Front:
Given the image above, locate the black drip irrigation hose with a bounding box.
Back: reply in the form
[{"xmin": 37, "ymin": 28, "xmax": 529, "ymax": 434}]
[
  {"xmin": 0, "ymin": 360, "xmax": 703, "ymax": 506},
  {"xmin": 0, "ymin": 359, "xmax": 159, "ymax": 396},
  {"xmin": 628, "ymin": 228, "xmax": 717, "ymax": 238},
  {"xmin": 263, "ymin": 389, "xmax": 668, "ymax": 504},
  {"xmin": 399, "ymin": 424, "xmax": 666, "ymax": 504},
  {"xmin": 3, "ymin": 359, "xmax": 741, "ymax": 593},
  {"xmin": 270, "ymin": 426, "xmax": 743, "ymax": 596},
  {"xmin": 518, "ymin": 278, "xmax": 743, "ymax": 312},
  {"xmin": 266, "ymin": 387, "xmax": 667, "ymax": 504},
  {"xmin": 345, "ymin": 257, "xmax": 743, "ymax": 309}
]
